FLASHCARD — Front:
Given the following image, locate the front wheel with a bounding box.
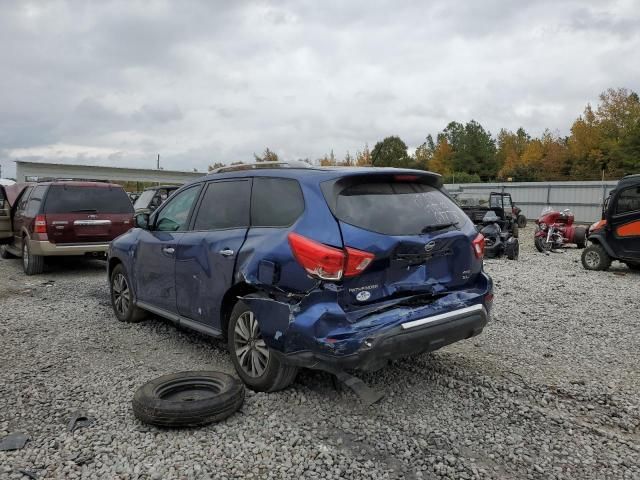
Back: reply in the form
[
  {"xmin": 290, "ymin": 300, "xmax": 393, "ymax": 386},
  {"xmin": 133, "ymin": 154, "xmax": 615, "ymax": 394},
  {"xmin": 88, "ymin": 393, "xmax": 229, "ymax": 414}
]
[
  {"xmin": 0, "ymin": 245, "xmax": 16, "ymax": 259},
  {"xmin": 228, "ymin": 300, "xmax": 298, "ymax": 392},
  {"xmin": 581, "ymin": 244, "xmax": 611, "ymax": 271},
  {"xmin": 534, "ymin": 235, "xmax": 552, "ymax": 253}
]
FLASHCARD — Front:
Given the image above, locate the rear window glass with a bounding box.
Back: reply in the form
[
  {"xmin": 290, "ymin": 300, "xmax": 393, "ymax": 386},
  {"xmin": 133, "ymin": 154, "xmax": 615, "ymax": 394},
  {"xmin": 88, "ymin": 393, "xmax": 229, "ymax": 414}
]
[
  {"xmin": 334, "ymin": 181, "xmax": 468, "ymax": 235},
  {"xmin": 251, "ymin": 178, "xmax": 304, "ymax": 227},
  {"xmin": 44, "ymin": 185, "xmax": 133, "ymax": 214}
]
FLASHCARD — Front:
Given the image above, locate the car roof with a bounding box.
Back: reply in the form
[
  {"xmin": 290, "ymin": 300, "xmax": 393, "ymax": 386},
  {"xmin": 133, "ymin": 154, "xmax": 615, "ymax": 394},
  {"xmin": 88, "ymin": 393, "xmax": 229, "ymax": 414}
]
[{"xmin": 142, "ymin": 184, "xmax": 181, "ymax": 191}]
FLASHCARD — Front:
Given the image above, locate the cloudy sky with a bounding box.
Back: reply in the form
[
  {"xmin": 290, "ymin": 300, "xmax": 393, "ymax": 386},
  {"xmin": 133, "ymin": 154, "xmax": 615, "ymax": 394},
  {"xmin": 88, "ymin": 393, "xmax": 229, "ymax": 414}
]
[{"xmin": 1, "ymin": 0, "xmax": 639, "ymax": 178}]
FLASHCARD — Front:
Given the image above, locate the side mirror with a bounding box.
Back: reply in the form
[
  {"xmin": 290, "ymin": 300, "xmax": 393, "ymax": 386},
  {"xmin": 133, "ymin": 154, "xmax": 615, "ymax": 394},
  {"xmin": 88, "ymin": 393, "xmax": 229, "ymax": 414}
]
[{"xmin": 135, "ymin": 213, "xmax": 150, "ymax": 230}]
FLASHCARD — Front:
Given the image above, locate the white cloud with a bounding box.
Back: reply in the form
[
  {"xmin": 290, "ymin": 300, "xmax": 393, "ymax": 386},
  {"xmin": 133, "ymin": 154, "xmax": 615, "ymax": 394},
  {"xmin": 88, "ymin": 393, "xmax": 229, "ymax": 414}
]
[{"xmin": 0, "ymin": 0, "xmax": 639, "ymax": 179}]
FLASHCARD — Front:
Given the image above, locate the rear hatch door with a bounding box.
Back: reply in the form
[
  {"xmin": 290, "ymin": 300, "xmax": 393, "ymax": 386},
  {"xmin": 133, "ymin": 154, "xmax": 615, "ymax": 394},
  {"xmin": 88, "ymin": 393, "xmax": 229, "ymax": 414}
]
[
  {"xmin": 43, "ymin": 185, "xmax": 134, "ymax": 244},
  {"xmin": 322, "ymin": 173, "xmax": 482, "ymax": 310}
]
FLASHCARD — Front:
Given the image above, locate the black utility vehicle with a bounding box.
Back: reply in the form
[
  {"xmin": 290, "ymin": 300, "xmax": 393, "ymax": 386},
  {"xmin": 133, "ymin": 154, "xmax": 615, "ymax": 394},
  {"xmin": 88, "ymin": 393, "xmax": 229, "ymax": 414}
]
[
  {"xmin": 582, "ymin": 174, "xmax": 640, "ymax": 271},
  {"xmin": 477, "ymin": 211, "xmax": 519, "ymax": 260},
  {"xmin": 455, "ymin": 192, "xmax": 519, "ymax": 238}
]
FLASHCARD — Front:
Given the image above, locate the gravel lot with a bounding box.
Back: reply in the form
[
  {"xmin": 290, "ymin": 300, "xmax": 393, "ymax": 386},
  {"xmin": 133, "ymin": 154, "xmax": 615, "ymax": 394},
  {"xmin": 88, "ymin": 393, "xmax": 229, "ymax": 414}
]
[{"xmin": 1, "ymin": 231, "xmax": 639, "ymax": 480}]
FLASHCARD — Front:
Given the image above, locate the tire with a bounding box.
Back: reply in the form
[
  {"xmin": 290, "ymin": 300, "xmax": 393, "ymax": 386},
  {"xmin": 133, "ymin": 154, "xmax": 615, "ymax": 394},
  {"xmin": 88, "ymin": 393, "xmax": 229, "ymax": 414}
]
[
  {"xmin": 132, "ymin": 371, "xmax": 244, "ymax": 427},
  {"xmin": 228, "ymin": 300, "xmax": 298, "ymax": 392},
  {"xmin": 0, "ymin": 245, "xmax": 16, "ymax": 259},
  {"xmin": 534, "ymin": 235, "xmax": 552, "ymax": 253},
  {"xmin": 574, "ymin": 226, "xmax": 587, "ymax": 249},
  {"xmin": 511, "ymin": 223, "xmax": 519, "ymax": 239},
  {"xmin": 581, "ymin": 244, "xmax": 611, "ymax": 271},
  {"xmin": 625, "ymin": 262, "xmax": 640, "ymax": 272},
  {"xmin": 517, "ymin": 214, "xmax": 527, "ymax": 228},
  {"xmin": 505, "ymin": 238, "xmax": 519, "ymax": 260},
  {"xmin": 110, "ymin": 263, "xmax": 146, "ymax": 322},
  {"xmin": 22, "ymin": 240, "xmax": 44, "ymax": 275}
]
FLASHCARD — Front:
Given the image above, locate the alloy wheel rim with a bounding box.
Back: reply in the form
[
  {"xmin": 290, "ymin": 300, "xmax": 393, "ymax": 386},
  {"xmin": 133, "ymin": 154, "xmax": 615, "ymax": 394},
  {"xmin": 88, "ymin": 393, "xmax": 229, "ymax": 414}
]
[
  {"xmin": 584, "ymin": 250, "xmax": 600, "ymax": 268},
  {"xmin": 112, "ymin": 273, "xmax": 131, "ymax": 316},
  {"xmin": 234, "ymin": 311, "xmax": 269, "ymax": 378}
]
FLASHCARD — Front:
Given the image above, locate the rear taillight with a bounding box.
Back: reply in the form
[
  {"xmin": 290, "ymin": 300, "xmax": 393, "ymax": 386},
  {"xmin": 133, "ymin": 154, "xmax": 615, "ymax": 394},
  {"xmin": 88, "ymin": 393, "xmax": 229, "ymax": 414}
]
[
  {"xmin": 344, "ymin": 247, "xmax": 375, "ymax": 277},
  {"xmin": 472, "ymin": 233, "xmax": 485, "ymax": 259},
  {"xmin": 35, "ymin": 215, "xmax": 47, "ymax": 234},
  {"xmin": 288, "ymin": 233, "xmax": 374, "ymax": 281}
]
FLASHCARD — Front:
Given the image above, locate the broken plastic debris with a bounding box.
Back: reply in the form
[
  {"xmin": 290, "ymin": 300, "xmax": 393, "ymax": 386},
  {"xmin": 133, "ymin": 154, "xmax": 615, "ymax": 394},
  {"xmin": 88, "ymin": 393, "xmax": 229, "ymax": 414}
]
[
  {"xmin": 67, "ymin": 411, "xmax": 93, "ymax": 432},
  {"xmin": 0, "ymin": 432, "xmax": 29, "ymax": 451}
]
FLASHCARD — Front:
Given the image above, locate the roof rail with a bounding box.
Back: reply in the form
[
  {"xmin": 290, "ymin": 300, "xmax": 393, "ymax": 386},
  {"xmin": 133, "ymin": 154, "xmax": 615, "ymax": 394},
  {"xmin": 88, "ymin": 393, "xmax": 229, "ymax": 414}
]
[
  {"xmin": 211, "ymin": 161, "xmax": 311, "ymax": 174},
  {"xmin": 33, "ymin": 177, "xmax": 111, "ymax": 183}
]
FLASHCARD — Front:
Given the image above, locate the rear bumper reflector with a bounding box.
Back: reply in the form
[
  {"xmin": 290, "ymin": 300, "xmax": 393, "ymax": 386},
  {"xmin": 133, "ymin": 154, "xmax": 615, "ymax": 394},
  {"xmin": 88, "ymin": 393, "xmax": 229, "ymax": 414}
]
[{"xmin": 401, "ymin": 304, "xmax": 484, "ymax": 330}]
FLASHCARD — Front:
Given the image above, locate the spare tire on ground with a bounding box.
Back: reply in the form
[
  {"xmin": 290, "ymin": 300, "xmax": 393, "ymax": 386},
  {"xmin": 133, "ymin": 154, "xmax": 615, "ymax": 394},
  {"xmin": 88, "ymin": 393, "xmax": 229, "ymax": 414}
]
[{"xmin": 133, "ymin": 371, "xmax": 245, "ymax": 427}]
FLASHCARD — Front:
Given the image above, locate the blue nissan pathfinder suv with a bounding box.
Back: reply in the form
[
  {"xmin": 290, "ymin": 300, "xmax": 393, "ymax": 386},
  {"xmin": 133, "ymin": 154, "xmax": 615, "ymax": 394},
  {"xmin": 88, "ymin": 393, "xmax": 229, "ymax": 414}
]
[{"xmin": 108, "ymin": 163, "xmax": 493, "ymax": 392}]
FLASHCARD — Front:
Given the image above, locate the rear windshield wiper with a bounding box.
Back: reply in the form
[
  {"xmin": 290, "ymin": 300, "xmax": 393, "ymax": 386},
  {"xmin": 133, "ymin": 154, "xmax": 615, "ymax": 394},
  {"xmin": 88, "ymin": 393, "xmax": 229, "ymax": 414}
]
[
  {"xmin": 71, "ymin": 208, "xmax": 98, "ymax": 213},
  {"xmin": 421, "ymin": 222, "xmax": 458, "ymax": 233}
]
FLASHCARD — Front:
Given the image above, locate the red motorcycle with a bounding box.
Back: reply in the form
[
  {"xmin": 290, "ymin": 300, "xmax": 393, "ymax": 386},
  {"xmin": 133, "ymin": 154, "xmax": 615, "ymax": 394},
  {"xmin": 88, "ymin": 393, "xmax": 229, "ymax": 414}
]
[{"xmin": 534, "ymin": 207, "xmax": 587, "ymax": 252}]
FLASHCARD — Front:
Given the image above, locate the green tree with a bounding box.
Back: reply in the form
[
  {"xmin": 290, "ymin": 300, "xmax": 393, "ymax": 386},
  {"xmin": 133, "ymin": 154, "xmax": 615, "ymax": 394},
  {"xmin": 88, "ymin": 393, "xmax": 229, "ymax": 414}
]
[
  {"xmin": 371, "ymin": 136, "xmax": 411, "ymax": 167},
  {"xmin": 441, "ymin": 120, "xmax": 497, "ymax": 180}
]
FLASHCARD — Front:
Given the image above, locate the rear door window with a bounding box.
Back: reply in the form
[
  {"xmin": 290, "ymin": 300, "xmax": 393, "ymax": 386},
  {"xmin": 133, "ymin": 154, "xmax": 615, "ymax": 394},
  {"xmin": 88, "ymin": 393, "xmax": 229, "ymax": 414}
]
[
  {"xmin": 251, "ymin": 177, "xmax": 304, "ymax": 227},
  {"xmin": 44, "ymin": 186, "xmax": 133, "ymax": 214},
  {"xmin": 332, "ymin": 180, "xmax": 468, "ymax": 236},
  {"xmin": 193, "ymin": 180, "xmax": 250, "ymax": 230}
]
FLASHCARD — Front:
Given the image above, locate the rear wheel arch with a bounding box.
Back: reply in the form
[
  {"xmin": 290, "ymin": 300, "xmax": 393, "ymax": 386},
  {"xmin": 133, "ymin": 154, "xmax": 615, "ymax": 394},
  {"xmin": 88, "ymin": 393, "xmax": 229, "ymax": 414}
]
[
  {"xmin": 220, "ymin": 282, "xmax": 258, "ymax": 336},
  {"xmin": 108, "ymin": 256, "xmax": 123, "ymax": 277}
]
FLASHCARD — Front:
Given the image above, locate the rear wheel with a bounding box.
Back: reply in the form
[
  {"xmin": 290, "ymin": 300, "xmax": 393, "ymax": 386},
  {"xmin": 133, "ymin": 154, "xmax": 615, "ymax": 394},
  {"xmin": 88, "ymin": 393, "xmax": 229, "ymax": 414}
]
[
  {"xmin": 505, "ymin": 238, "xmax": 519, "ymax": 260},
  {"xmin": 22, "ymin": 241, "xmax": 44, "ymax": 275},
  {"xmin": 228, "ymin": 300, "xmax": 298, "ymax": 392},
  {"xmin": 110, "ymin": 264, "xmax": 146, "ymax": 322},
  {"xmin": 581, "ymin": 244, "xmax": 611, "ymax": 271},
  {"xmin": 517, "ymin": 214, "xmax": 527, "ymax": 228},
  {"xmin": 574, "ymin": 226, "xmax": 587, "ymax": 249}
]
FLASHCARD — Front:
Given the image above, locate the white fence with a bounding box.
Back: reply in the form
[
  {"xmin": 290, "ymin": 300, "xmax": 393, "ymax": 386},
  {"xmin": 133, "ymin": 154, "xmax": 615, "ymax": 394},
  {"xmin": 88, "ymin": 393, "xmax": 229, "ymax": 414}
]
[{"xmin": 444, "ymin": 181, "xmax": 618, "ymax": 224}]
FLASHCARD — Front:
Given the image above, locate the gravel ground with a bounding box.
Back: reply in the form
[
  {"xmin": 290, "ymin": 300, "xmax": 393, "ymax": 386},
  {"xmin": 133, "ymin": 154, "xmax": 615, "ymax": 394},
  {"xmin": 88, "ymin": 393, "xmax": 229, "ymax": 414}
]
[{"xmin": 1, "ymin": 231, "xmax": 639, "ymax": 480}]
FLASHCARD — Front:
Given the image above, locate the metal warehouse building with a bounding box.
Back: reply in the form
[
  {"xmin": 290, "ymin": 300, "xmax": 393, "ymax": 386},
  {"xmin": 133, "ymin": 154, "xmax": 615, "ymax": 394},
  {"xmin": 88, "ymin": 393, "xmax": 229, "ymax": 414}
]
[{"xmin": 15, "ymin": 160, "xmax": 203, "ymax": 185}]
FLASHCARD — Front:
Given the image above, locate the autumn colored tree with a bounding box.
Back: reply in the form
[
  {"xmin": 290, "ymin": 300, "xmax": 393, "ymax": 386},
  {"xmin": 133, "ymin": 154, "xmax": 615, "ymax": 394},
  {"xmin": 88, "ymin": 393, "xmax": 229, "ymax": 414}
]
[
  {"xmin": 429, "ymin": 137, "xmax": 454, "ymax": 175},
  {"xmin": 254, "ymin": 148, "xmax": 279, "ymax": 162},
  {"xmin": 355, "ymin": 143, "xmax": 372, "ymax": 166}
]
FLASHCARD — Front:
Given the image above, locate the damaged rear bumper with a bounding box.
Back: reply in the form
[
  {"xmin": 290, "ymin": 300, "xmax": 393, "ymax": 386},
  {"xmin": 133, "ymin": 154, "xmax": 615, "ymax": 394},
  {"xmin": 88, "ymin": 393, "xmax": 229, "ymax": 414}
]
[
  {"xmin": 243, "ymin": 274, "xmax": 492, "ymax": 373},
  {"xmin": 271, "ymin": 303, "xmax": 489, "ymax": 371}
]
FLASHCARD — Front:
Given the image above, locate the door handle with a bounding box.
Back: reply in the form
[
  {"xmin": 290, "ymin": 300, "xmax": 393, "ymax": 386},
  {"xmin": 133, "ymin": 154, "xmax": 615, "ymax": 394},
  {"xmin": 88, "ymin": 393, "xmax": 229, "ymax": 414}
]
[
  {"xmin": 219, "ymin": 248, "xmax": 234, "ymax": 257},
  {"xmin": 162, "ymin": 247, "xmax": 175, "ymax": 254}
]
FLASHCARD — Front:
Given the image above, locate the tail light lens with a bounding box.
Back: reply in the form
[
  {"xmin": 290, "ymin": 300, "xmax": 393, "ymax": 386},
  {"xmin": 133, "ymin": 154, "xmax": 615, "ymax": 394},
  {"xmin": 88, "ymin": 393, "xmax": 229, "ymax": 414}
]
[
  {"xmin": 288, "ymin": 233, "xmax": 374, "ymax": 281},
  {"xmin": 472, "ymin": 233, "xmax": 485, "ymax": 259},
  {"xmin": 35, "ymin": 215, "xmax": 47, "ymax": 234},
  {"xmin": 344, "ymin": 247, "xmax": 375, "ymax": 277}
]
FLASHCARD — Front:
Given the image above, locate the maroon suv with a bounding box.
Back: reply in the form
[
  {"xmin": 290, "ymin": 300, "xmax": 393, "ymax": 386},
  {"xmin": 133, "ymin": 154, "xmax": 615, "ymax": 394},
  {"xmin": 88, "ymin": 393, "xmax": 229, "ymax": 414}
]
[{"xmin": 0, "ymin": 181, "xmax": 134, "ymax": 275}]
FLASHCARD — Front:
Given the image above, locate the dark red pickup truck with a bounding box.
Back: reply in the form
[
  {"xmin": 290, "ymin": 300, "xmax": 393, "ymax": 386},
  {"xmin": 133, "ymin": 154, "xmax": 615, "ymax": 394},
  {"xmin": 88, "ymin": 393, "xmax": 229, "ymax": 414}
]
[{"xmin": 0, "ymin": 180, "xmax": 134, "ymax": 275}]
